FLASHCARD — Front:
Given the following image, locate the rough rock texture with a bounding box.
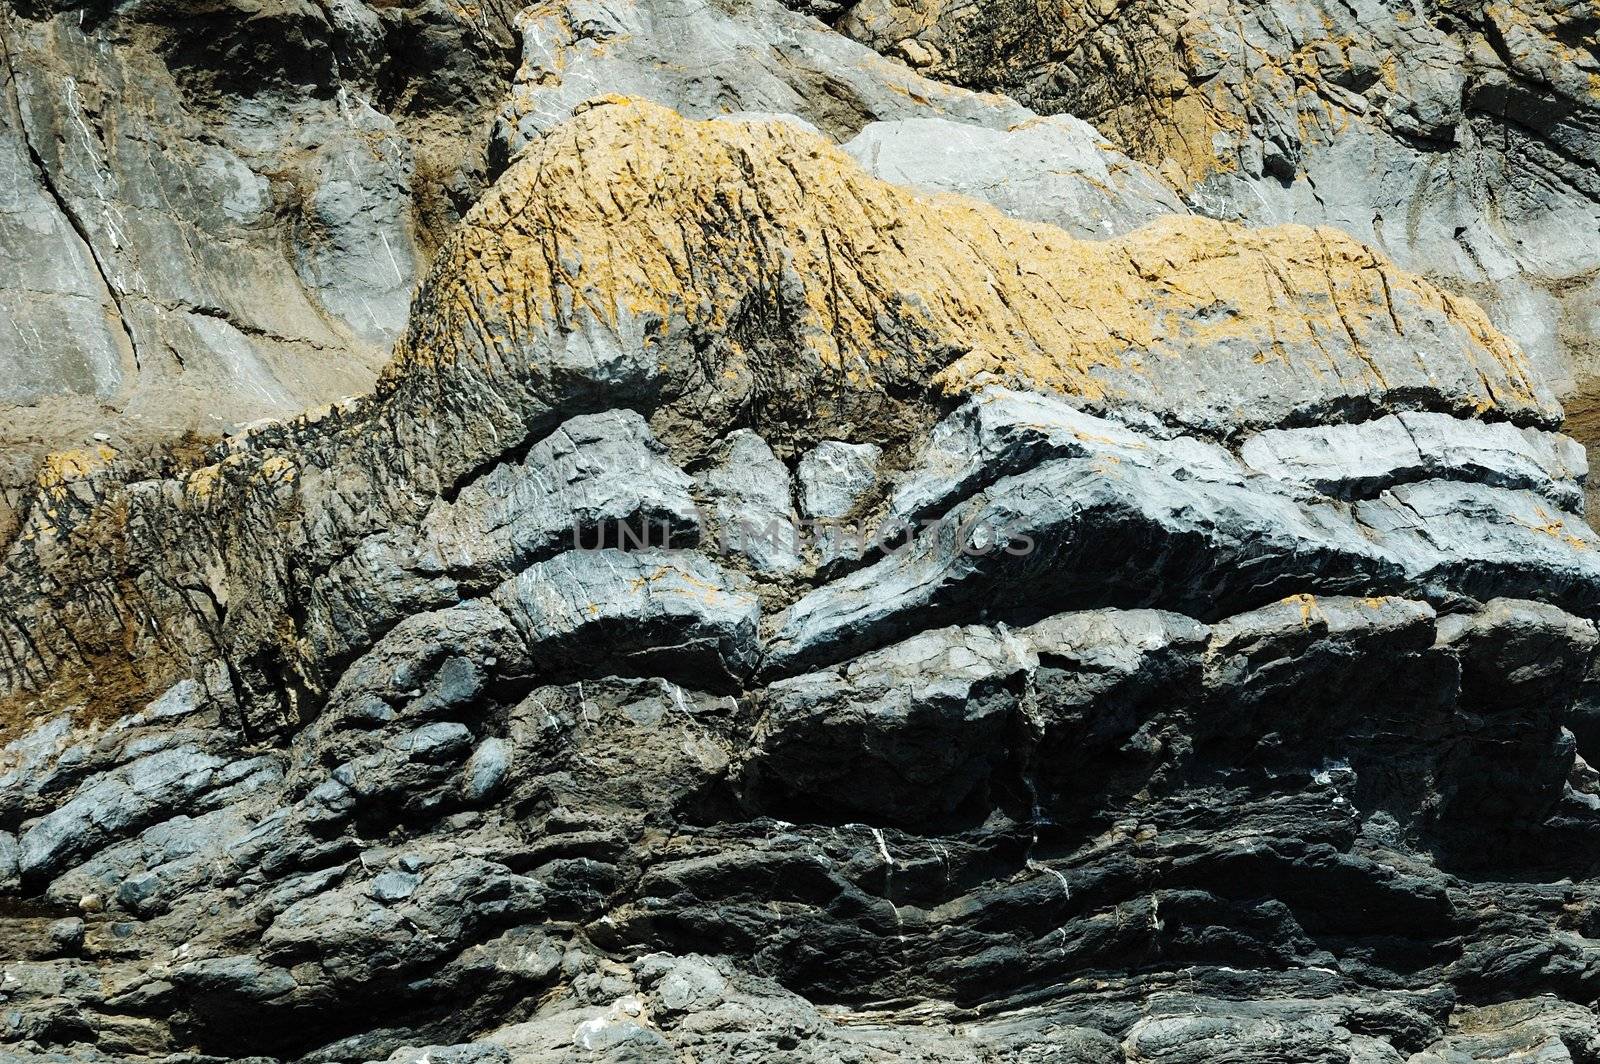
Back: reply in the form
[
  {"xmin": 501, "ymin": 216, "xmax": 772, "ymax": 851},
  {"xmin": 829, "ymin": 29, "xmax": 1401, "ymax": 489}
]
[
  {"xmin": 0, "ymin": 0, "xmax": 521, "ymax": 532},
  {"xmin": 835, "ymin": 0, "xmax": 1600, "ymax": 437},
  {"xmin": 0, "ymin": 98, "xmax": 1564, "ymax": 729},
  {"xmin": 4, "ymin": 2, "xmax": 1600, "ymax": 1062},
  {"xmin": 0, "ymin": 0, "xmax": 1186, "ymax": 492}
]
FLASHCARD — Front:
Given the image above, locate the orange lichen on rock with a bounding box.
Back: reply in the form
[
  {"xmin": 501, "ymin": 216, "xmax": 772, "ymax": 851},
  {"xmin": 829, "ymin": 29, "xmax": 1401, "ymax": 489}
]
[{"xmin": 392, "ymin": 97, "xmax": 1550, "ymax": 425}]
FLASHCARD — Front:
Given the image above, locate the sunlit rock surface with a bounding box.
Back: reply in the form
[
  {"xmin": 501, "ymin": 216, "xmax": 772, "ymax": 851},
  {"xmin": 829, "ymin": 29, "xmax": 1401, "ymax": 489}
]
[{"xmin": 2, "ymin": 4, "xmax": 1600, "ymax": 1063}]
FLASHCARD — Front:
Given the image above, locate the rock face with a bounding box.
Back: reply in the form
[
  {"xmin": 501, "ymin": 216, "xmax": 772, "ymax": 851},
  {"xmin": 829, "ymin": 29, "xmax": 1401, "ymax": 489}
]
[
  {"xmin": 2, "ymin": 2, "xmax": 1600, "ymax": 1062},
  {"xmin": 835, "ymin": 0, "xmax": 1600, "ymax": 427},
  {"xmin": 0, "ymin": 0, "xmax": 520, "ymax": 531}
]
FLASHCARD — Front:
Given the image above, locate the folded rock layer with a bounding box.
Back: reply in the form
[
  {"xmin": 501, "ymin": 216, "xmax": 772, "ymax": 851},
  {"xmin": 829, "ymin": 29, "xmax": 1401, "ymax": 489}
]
[
  {"xmin": 1, "ymin": 91, "xmax": 1599, "ymax": 1064},
  {"xmin": 836, "ymin": 0, "xmax": 1600, "ymax": 419}
]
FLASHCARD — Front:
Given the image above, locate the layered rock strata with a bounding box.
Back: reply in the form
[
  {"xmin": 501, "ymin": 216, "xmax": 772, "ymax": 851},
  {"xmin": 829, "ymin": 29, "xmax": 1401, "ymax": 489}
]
[{"xmin": 2, "ymin": 97, "xmax": 1600, "ymax": 1062}]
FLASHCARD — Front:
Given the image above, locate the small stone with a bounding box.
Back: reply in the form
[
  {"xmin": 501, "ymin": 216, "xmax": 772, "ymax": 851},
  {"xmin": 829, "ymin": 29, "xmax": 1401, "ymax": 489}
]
[
  {"xmin": 0, "ymin": 832, "xmax": 19, "ymax": 892},
  {"xmin": 654, "ymin": 958, "xmax": 727, "ymax": 1013},
  {"xmin": 48, "ymin": 918, "xmax": 85, "ymax": 954},
  {"xmin": 461, "ymin": 737, "xmax": 511, "ymax": 802},
  {"xmin": 370, "ymin": 869, "xmax": 420, "ymax": 903}
]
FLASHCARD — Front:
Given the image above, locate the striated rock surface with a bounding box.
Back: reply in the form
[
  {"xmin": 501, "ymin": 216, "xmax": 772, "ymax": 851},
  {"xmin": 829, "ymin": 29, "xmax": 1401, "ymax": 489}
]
[
  {"xmin": 2, "ymin": 3, "xmax": 1600, "ymax": 1062},
  {"xmin": 835, "ymin": 0, "xmax": 1600, "ymax": 431},
  {"xmin": 0, "ymin": 0, "xmax": 521, "ymax": 531}
]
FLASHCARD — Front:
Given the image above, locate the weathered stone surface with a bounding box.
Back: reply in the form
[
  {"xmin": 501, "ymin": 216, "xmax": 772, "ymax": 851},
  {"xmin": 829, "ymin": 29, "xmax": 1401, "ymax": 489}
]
[
  {"xmin": 1, "ymin": 36, "xmax": 1599, "ymax": 1064},
  {"xmin": 836, "ymin": 0, "xmax": 1600, "ymax": 406},
  {"xmin": 796, "ymin": 440, "xmax": 881, "ymax": 522},
  {"xmin": 423, "ymin": 100, "xmax": 1556, "ymax": 443},
  {"xmin": 748, "ymin": 623, "xmax": 1027, "ymax": 821},
  {"xmin": 765, "ymin": 445, "xmax": 1402, "ymax": 675},
  {"xmin": 844, "ymin": 114, "xmax": 1187, "ymax": 239},
  {"xmin": 18, "ymin": 745, "xmax": 230, "ymax": 882},
  {"xmin": 696, "ymin": 430, "xmax": 804, "ymax": 576},
  {"xmin": 1242, "ymin": 412, "xmax": 1590, "ymax": 511},
  {"xmin": 493, "ymin": 548, "xmax": 762, "ymax": 689},
  {"xmin": 0, "ymin": 0, "xmax": 521, "ymax": 520},
  {"xmin": 884, "ymin": 387, "xmax": 1250, "ymax": 529},
  {"xmin": 490, "ymin": 0, "xmax": 1034, "ymax": 158},
  {"xmin": 1357, "ymin": 481, "xmax": 1600, "ymax": 610},
  {"xmin": 3, "ymin": 99, "xmax": 1552, "ymax": 736},
  {"xmin": 423, "ymin": 408, "xmax": 699, "ymax": 582},
  {"xmin": 796, "ymin": 438, "xmax": 882, "ymax": 567}
]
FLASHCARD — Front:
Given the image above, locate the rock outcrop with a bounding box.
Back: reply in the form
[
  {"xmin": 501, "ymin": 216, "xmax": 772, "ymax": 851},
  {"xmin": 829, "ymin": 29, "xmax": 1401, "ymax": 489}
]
[
  {"xmin": 4, "ymin": 0, "xmax": 1600, "ymax": 1061},
  {"xmin": 1, "ymin": 90, "xmax": 1599, "ymax": 1061},
  {"xmin": 836, "ymin": 0, "xmax": 1600, "ymax": 435},
  {"xmin": 0, "ymin": 0, "xmax": 520, "ymax": 532}
]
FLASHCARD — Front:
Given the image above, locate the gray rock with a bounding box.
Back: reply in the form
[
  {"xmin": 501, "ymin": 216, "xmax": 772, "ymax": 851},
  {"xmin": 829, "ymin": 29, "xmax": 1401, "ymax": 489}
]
[
  {"xmin": 1357, "ymin": 481, "xmax": 1600, "ymax": 611},
  {"xmin": 0, "ymin": 29, "xmax": 1598, "ymax": 1064},
  {"xmin": 1020, "ymin": 609, "xmax": 1211, "ymax": 810},
  {"xmin": 1408, "ymin": 997, "xmax": 1600, "ymax": 1064},
  {"xmin": 0, "ymin": 0, "xmax": 518, "ymax": 476},
  {"xmin": 1123, "ymin": 998, "xmax": 1361, "ymax": 1064},
  {"xmin": 370, "ymin": 870, "xmax": 420, "ymax": 903},
  {"xmin": 752, "ymin": 607, "xmax": 1211, "ymax": 821},
  {"xmin": 422, "ymin": 409, "xmax": 699, "ymax": 582},
  {"xmin": 492, "ymin": 0, "xmax": 1034, "ymax": 159},
  {"xmin": 388, "ymin": 723, "xmax": 473, "ymax": 765},
  {"xmin": 321, "ymin": 601, "xmax": 531, "ymax": 731},
  {"xmin": 380, "ymin": 1044, "xmax": 511, "ymax": 1064},
  {"xmin": 845, "ymin": 115, "xmax": 1186, "ymax": 238},
  {"xmin": 1437, "ymin": 598, "xmax": 1600, "ymax": 712},
  {"xmin": 46, "ymin": 918, "xmax": 83, "ymax": 955},
  {"xmin": 651, "ymin": 957, "xmax": 729, "ymax": 1015},
  {"xmin": 260, "ymin": 858, "xmax": 544, "ymax": 988},
  {"xmin": 171, "ymin": 954, "xmax": 298, "ymax": 1000},
  {"xmin": 493, "ymin": 548, "xmax": 761, "ymax": 688},
  {"xmin": 796, "ymin": 440, "xmax": 882, "ymax": 522},
  {"xmin": 886, "ymin": 387, "xmax": 1249, "ymax": 528},
  {"xmin": 460, "ymin": 737, "xmax": 512, "ymax": 803},
  {"xmin": 1203, "ymin": 595, "xmax": 1440, "ymax": 710},
  {"xmin": 0, "ymin": 830, "xmax": 19, "ymax": 891},
  {"xmin": 837, "ymin": 0, "xmax": 1600, "ymax": 397},
  {"xmin": 19, "ymin": 745, "xmax": 228, "ymax": 882},
  {"xmin": 1241, "ymin": 413, "xmax": 1589, "ymax": 511},
  {"xmin": 697, "ymin": 430, "xmax": 804, "ymax": 576},
  {"xmin": 749, "ymin": 624, "xmax": 1028, "ymax": 819},
  {"xmin": 767, "ymin": 449, "xmax": 1400, "ymax": 675},
  {"xmin": 116, "ymin": 678, "xmax": 207, "ymax": 730},
  {"xmin": 796, "ymin": 439, "xmax": 882, "ymax": 568}
]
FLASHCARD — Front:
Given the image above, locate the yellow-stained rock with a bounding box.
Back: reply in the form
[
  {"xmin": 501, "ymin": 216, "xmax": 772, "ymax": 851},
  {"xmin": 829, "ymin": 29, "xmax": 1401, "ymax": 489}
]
[{"xmin": 397, "ymin": 97, "xmax": 1552, "ymax": 433}]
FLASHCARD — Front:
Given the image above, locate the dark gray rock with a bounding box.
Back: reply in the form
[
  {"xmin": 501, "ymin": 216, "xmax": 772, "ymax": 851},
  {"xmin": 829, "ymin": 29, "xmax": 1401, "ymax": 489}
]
[
  {"xmin": 377, "ymin": 1044, "xmax": 510, "ymax": 1064},
  {"xmin": 45, "ymin": 918, "xmax": 83, "ymax": 956},
  {"xmin": 0, "ymin": 829, "xmax": 19, "ymax": 892},
  {"xmin": 748, "ymin": 623, "xmax": 1027, "ymax": 821},
  {"xmin": 18, "ymin": 745, "xmax": 228, "ymax": 882},
  {"xmin": 884, "ymin": 387, "xmax": 1252, "ymax": 530},
  {"xmin": 422, "ymin": 409, "xmax": 699, "ymax": 583},
  {"xmin": 460, "ymin": 737, "xmax": 511, "ymax": 803}
]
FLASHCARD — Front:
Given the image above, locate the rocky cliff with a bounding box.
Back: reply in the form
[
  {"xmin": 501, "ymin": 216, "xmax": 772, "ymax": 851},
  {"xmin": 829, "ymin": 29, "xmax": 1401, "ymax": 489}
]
[
  {"xmin": 4, "ymin": 2, "xmax": 1600, "ymax": 1063},
  {"xmin": 836, "ymin": 0, "xmax": 1600, "ymax": 425}
]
